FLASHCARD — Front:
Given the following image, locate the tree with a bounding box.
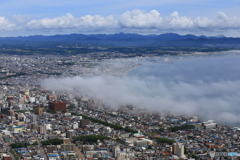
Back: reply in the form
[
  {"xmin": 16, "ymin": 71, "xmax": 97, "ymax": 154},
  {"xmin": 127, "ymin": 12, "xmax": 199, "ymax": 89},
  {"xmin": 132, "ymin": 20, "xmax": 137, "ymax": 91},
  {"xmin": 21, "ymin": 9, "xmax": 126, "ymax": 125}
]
[
  {"xmin": 46, "ymin": 109, "xmax": 56, "ymax": 114},
  {"xmin": 41, "ymin": 138, "xmax": 63, "ymax": 145},
  {"xmin": 10, "ymin": 142, "xmax": 30, "ymax": 148},
  {"xmin": 170, "ymin": 125, "xmax": 195, "ymax": 132},
  {"xmin": 72, "ymin": 135, "xmax": 110, "ymax": 144},
  {"xmin": 188, "ymin": 153, "xmax": 198, "ymax": 160},
  {"xmin": 155, "ymin": 137, "xmax": 175, "ymax": 145}
]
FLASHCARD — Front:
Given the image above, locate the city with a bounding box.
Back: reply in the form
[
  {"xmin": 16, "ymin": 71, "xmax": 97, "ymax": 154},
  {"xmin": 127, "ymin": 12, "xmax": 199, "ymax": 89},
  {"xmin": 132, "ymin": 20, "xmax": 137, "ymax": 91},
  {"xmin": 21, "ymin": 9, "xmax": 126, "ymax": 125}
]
[
  {"xmin": 0, "ymin": 54, "xmax": 239, "ymax": 160},
  {"xmin": 1, "ymin": 0, "xmax": 240, "ymax": 159}
]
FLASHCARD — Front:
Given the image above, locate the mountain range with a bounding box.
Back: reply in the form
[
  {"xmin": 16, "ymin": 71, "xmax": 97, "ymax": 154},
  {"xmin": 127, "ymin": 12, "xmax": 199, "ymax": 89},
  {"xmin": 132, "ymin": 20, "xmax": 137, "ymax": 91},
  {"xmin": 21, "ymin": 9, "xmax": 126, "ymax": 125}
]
[{"xmin": 0, "ymin": 33, "xmax": 239, "ymax": 49}]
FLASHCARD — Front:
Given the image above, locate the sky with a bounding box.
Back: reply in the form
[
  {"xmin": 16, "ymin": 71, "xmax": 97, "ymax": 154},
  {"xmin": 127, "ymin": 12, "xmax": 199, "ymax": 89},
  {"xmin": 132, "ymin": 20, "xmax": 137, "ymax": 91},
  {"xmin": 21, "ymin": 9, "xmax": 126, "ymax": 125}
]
[{"xmin": 0, "ymin": 0, "xmax": 240, "ymax": 37}]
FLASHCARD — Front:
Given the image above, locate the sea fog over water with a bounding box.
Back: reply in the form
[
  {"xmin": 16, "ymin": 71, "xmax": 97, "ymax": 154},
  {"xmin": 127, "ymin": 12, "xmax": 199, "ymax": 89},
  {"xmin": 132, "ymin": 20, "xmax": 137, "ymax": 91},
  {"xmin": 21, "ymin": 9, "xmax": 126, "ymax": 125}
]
[
  {"xmin": 126, "ymin": 51, "xmax": 240, "ymax": 126},
  {"xmin": 41, "ymin": 50, "xmax": 240, "ymax": 126},
  {"xmin": 127, "ymin": 51, "xmax": 240, "ymax": 82}
]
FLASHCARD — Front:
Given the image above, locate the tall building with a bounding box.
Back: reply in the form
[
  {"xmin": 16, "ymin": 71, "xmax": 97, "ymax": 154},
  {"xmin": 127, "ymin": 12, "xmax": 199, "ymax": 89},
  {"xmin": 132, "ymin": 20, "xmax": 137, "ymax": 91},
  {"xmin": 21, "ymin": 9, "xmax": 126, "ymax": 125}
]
[
  {"xmin": 35, "ymin": 106, "xmax": 43, "ymax": 116},
  {"xmin": 30, "ymin": 115, "xmax": 37, "ymax": 123},
  {"xmin": 117, "ymin": 151, "xmax": 128, "ymax": 160},
  {"xmin": 38, "ymin": 125, "xmax": 46, "ymax": 134},
  {"xmin": 7, "ymin": 96, "xmax": 14, "ymax": 107},
  {"xmin": 72, "ymin": 122, "xmax": 78, "ymax": 129},
  {"xmin": 46, "ymin": 145, "xmax": 57, "ymax": 153},
  {"xmin": 66, "ymin": 130, "xmax": 76, "ymax": 139},
  {"xmin": 49, "ymin": 101, "xmax": 66, "ymax": 111},
  {"xmin": 113, "ymin": 145, "xmax": 121, "ymax": 158},
  {"xmin": 172, "ymin": 142, "xmax": 177, "ymax": 154},
  {"xmin": 61, "ymin": 144, "xmax": 74, "ymax": 151},
  {"xmin": 15, "ymin": 113, "xmax": 24, "ymax": 121},
  {"xmin": 172, "ymin": 142, "xmax": 185, "ymax": 158},
  {"xmin": 30, "ymin": 123, "xmax": 38, "ymax": 130},
  {"xmin": 79, "ymin": 119, "xmax": 90, "ymax": 128},
  {"xmin": 0, "ymin": 93, "xmax": 4, "ymax": 100}
]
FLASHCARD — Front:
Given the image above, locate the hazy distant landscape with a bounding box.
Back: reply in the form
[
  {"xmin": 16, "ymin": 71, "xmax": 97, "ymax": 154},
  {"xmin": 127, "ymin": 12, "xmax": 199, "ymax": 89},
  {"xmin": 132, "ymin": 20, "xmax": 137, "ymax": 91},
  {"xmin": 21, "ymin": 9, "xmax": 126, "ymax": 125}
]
[{"xmin": 0, "ymin": 33, "xmax": 239, "ymax": 56}]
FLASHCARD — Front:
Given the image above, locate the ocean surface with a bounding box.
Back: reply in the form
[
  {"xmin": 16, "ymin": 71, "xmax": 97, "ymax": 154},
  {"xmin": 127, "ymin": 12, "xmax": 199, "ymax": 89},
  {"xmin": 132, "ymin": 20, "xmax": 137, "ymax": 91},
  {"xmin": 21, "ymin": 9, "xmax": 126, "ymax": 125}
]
[
  {"xmin": 127, "ymin": 51, "xmax": 240, "ymax": 83},
  {"xmin": 126, "ymin": 50, "xmax": 240, "ymax": 126}
]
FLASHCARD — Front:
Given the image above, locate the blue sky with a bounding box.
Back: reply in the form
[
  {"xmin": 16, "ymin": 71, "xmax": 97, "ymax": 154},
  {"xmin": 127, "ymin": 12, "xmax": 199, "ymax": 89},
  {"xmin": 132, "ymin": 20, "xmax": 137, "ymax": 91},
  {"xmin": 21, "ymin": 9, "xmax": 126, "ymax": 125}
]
[{"xmin": 0, "ymin": 0, "xmax": 239, "ymax": 36}]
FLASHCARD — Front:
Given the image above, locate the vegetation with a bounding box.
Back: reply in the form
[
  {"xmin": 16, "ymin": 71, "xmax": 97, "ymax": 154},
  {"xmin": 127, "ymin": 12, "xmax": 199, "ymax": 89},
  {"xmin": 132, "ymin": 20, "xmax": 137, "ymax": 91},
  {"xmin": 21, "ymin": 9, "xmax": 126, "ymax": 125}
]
[
  {"xmin": 0, "ymin": 83, "xmax": 12, "ymax": 86},
  {"xmin": 41, "ymin": 138, "xmax": 63, "ymax": 145},
  {"xmin": 32, "ymin": 142, "xmax": 38, "ymax": 145},
  {"xmin": 155, "ymin": 137, "xmax": 175, "ymax": 145},
  {"xmin": 46, "ymin": 109, "xmax": 57, "ymax": 114},
  {"xmin": 0, "ymin": 72, "xmax": 27, "ymax": 80},
  {"xmin": 158, "ymin": 128, "xmax": 165, "ymax": 132},
  {"xmin": 79, "ymin": 114, "xmax": 138, "ymax": 133},
  {"xmin": 145, "ymin": 128, "xmax": 165, "ymax": 136},
  {"xmin": 10, "ymin": 142, "xmax": 38, "ymax": 149},
  {"xmin": 10, "ymin": 149, "xmax": 19, "ymax": 159},
  {"xmin": 58, "ymin": 62, "xmax": 75, "ymax": 66},
  {"xmin": 67, "ymin": 105, "xmax": 76, "ymax": 111},
  {"xmin": 72, "ymin": 135, "xmax": 110, "ymax": 144},
  {"xmin": 70, "ymin": 112, "xmax": 78, "ymax": 116},
  {"xmin": 188, "ymin": 153, "xmax": 198, "ymax": 160},
  {"xmin": 35, "ymin": 71, "xmax": 62, "ymax": 75},
  {"xmin": 10, "ymin": 142, "xmax": 31, "ymax": 148},
  {"xmin": 15, "ymin": 110, "xmax": 26, "ymax": 113},
  {"xmin": 1, "ymin": 110, "xmax": 9, "ymax": 115},
  {"xmin": 116, "ymin": 138, "xmax": 126, "ymax": 144},
  {"xmin": 170, "ymin": 125, "xmax": 195, "ymax": 132}
]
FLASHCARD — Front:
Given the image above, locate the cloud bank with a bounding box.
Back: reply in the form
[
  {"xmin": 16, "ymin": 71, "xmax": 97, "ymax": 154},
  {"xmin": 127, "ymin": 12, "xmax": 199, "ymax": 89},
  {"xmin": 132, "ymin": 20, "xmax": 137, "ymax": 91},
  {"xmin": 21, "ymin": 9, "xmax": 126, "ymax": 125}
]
[
  {"xmin": 27, "ymin": 10, "xmax": 240, "ymax": 32},
  {"xmin": 41, "ymin": 69, "xmax": 240, "ymax": 126},
  {"xmin": 26, "ymin": 13, "xmax": 117, "ymax": 30},
  {"xmin": 0, "ymin": 10, "xmax": 240, "ymax": 36}
]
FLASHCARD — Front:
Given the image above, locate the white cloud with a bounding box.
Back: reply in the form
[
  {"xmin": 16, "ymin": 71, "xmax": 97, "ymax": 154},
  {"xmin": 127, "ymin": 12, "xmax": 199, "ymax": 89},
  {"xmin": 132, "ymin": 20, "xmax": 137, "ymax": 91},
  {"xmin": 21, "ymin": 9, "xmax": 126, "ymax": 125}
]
[
  {"xmin": 27, "ymin": 13, "xmax": 76, "ymax": 29},
  {"xmin": 0, "ymin": 16, "xmax": 15, "ymax": 30},
  {"xmin": 118, "ymin": 9, "xmax": 163, "ymax": 28},
  {"xmin": 216, "ymin": 12, "xmax": 240, "ymax": 29},
  {"xmin": 118, "ymin": 10, "xmax": 240, "ymax": 32},
  {"xmin": 194, "ymin": 17, "xmax": 212, "ymax": 28},
  {"xmin": 166, "ymin": 12, "xmax": 193, "ymax": 29},
  {"xmin": 78, "ymin": 15, "xmax": 117, "ymax": 29},
  {"xmin": 26, "ymin": 13, "xmax": 117, "ymax": 31}
]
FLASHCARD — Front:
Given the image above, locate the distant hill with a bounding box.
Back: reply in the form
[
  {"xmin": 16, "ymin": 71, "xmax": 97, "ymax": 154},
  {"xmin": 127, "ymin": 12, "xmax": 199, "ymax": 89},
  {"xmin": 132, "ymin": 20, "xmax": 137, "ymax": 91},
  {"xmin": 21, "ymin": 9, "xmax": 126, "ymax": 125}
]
[{"xmin": 0, "ymin": 33, "xmax": 239, "ymax": 48}]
